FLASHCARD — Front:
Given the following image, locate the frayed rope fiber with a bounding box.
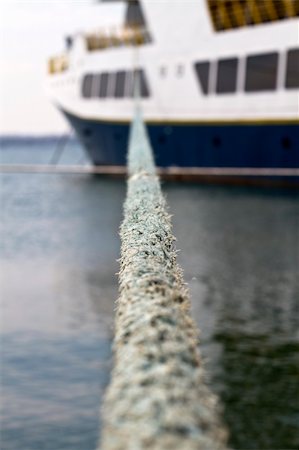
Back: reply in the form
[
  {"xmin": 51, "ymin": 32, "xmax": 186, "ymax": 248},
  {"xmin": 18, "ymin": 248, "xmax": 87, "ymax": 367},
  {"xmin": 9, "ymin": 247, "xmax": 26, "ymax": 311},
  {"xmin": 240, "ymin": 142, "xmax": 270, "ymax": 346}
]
[{"xmin": 100, "ymin": 109, "xmax": 229, "ymax": 450}]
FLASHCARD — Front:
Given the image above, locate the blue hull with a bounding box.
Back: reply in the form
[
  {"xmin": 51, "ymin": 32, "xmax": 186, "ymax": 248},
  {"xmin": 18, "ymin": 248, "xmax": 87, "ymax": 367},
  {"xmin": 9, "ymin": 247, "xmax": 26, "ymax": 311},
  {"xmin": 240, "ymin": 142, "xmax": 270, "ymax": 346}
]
[{"xmin": 63, "ymin": 110, "xmax": 299, "ymax": 183}]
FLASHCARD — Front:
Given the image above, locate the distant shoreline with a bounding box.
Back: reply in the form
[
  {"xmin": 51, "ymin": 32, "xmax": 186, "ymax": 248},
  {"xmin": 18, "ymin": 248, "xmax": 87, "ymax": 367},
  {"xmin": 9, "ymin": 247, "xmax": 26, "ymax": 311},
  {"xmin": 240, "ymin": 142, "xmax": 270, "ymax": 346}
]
[{"xmin": 0, "ymin": 135, "xmax": 77, "ymax": 146}]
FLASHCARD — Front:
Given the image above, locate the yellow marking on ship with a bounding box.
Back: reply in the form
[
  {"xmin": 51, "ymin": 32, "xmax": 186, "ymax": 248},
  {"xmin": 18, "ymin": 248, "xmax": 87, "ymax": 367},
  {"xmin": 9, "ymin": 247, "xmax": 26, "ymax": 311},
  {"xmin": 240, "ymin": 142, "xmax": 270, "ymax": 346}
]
[{"xmin": 59, "ymin": 109, "xmax": 299, "ymax": 126}]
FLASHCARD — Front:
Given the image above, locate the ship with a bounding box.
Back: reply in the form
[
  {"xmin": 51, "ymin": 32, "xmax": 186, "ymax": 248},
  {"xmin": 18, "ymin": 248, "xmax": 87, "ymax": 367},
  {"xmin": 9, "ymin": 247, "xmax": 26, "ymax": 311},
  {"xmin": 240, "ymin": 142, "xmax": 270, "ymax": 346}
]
[{"xmin": 46, "ymin": 0, "xmax": 299, "ymax": 185}]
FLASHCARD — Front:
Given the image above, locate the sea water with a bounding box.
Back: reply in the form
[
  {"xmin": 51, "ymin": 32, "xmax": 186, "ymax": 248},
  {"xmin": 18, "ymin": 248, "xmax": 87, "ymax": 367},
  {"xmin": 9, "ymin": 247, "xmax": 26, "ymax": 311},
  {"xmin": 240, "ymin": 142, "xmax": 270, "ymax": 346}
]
[{"xmin": 1, "ymin": 138, "xmax": 298, "ymax": 450}]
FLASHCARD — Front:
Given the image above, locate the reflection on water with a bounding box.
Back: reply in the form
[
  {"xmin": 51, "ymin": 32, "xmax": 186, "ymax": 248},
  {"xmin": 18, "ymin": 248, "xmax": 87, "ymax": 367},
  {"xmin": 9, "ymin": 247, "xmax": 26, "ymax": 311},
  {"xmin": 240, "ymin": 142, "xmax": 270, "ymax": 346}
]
[
  {"xmin": 166, "ymin": 185, "xmax": 299, "ymax": 450},
  {"xmin": 1, "ymin": 143, "xmax": 298, "ymax": 449},
  {"xmin": 1, "ymin": 144, "xmax": 125, "ymax": 449},
  {"xmin": 215, "ymin": 333, "xmax": 299, "ymax": 449},
  {"xmin": 2, "ymin": 334, "xmax": 110, "ymax": 450}
]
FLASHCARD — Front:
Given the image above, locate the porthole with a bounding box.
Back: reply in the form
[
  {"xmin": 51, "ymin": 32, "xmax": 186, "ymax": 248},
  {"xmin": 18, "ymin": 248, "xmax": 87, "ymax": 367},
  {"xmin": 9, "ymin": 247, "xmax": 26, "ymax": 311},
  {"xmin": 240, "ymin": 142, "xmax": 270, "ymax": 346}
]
[
  {"xmin": 212, "ymin": 136, "xmax": 221, "ymax": 147},
  {"xmin": 158, "ymin": 135, "xmax": 167, "ymax": 144},
  {"xmin": 83, "ymin": 128, "xmax": 92, "ymax": 138},
  {"xmin": 281, "ymin": 136, "xmax": 291, "ymax": 149}
]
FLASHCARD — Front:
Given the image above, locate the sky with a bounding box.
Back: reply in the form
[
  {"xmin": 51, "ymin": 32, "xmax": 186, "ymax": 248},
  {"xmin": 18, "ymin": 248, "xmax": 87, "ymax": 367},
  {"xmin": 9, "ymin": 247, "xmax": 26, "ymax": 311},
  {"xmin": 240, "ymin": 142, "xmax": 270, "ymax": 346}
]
[{"xmin": 0, "ymin": 0, "xmax": 123, "ymax": 135}]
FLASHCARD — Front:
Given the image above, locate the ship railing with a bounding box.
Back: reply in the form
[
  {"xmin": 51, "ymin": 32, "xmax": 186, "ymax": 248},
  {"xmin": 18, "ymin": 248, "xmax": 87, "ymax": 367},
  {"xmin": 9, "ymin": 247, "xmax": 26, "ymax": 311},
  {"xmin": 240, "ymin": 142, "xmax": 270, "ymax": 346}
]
[
  {"xmin": 48, "ymin": 54, "xmax": 69, "ymax": 75},
  {"xmin": 85, "ymin": 25, "xmax": 151, "ymax": 52},
  {"xmin": 207, "ymin": 0, "xmax": 299, "ymax": 32}
]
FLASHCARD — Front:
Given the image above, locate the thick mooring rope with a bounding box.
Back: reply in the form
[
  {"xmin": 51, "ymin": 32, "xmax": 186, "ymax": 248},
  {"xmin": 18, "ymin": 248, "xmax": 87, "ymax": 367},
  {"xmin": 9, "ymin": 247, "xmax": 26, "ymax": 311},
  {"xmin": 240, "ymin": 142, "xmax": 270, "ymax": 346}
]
[{"xmin": 100, "ymin": 108, "xmax": 229, "ymax": 450}]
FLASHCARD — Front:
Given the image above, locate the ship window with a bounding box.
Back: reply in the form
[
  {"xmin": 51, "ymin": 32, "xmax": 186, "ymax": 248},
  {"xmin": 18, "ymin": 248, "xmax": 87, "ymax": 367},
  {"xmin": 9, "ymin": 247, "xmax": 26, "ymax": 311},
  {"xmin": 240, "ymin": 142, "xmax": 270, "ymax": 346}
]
[
  {"xmin": 285, "ymin": 48, "xmax": 299, "ymax": 89},
  {"xmin": 82, "ymin": 74, "xmax": 93, "ymax": 98},
  {"xmin": 115, "ymin": 71, "xmax": 126, "ymax": 97},
  {"xmin": 99, "ymin": 72, "xmax": 109, "ymax": 98},
  {"xmin": 194, "ymin": 61, "xmax": 210, "ymax": 95},
  {"xmin": 107, "ymin": 72, "xmax": 116, "ymax": 97},
  {"xmin": 131, "ymin": 69, "xmax": 150, "ymax": 97},
  {"xmin": 216, "ymin": 58, "xmax": 238, "ymax": 94},
  {"xmin": 125, "ymin": 0, "xmax": 146, "ymax": 27},
  {"xmin": 140, "ymin": 69, "xmax": 150, "ymax": 97},
  {"xmin": 177, "ymin": 64, "xmax": 184, "ymax": 77},
  {"xmin": 160, "ymin": 66, "xmax": 167, "ymax": 77},
  {"xmin": 121, "ymin": 69, "xmax": 150, "ymax": 98},
  {"xmin": 245, "ymin": 52, "xmax": 278, "ymax": 92},
  {"xmin": 92, "ymin": 74, "xmax": 101, "ymax": 97},
  {"xmin": 125, "ymin": 71, "xmax": 133, "ymax": 97}
]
